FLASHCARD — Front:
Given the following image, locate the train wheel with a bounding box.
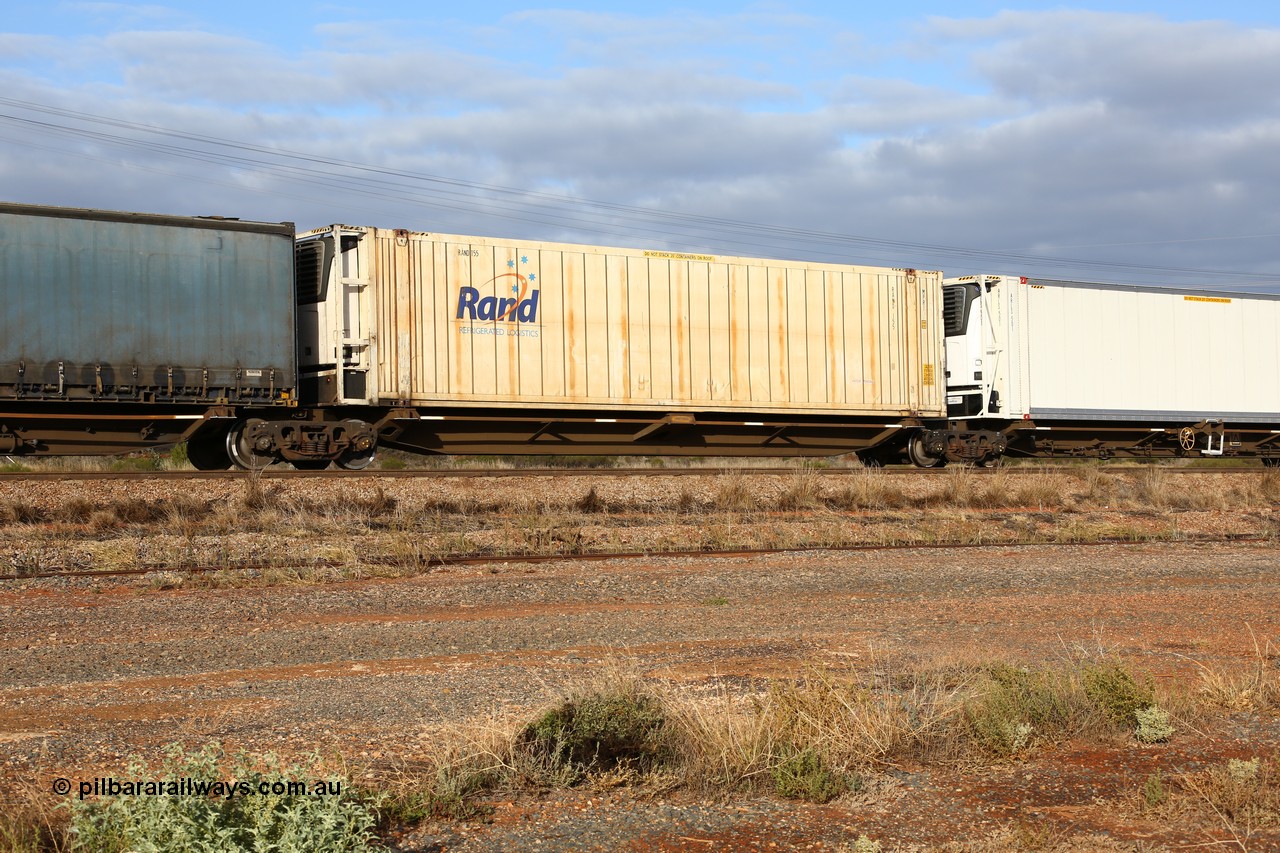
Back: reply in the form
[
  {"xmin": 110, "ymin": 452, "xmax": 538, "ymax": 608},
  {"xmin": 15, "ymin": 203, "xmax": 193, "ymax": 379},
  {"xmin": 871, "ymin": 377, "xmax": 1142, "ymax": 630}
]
[
  {"xmin": 226, "ymin": 419, "xmax": 275, "ymax": 471},
  {"xmin": 335, "ymin": 419, "xmax": 376, "ymax": 470},
  {"xmin": 336, "ymin": 448, "xmax": 376, "ymax": 471},
  {"xmin": 907, "ymin": 433, "xmax": 944, "ymax": 468},
  {"xmin": 186, "ymin": 428, "xmax": 232, "ymax": 471}
]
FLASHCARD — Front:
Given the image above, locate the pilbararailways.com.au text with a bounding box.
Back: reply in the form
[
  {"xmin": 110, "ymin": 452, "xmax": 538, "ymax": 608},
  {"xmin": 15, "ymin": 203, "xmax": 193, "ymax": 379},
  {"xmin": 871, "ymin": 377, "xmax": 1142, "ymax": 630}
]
[{"xmin": 62, "ymin": 776, "xmax": 342, "ymax": 800}]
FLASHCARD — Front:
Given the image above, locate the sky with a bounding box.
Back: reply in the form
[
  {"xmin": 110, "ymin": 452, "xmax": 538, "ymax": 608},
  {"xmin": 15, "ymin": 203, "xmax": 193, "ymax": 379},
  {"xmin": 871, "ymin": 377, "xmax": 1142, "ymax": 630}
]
[{"xmin": 3, "ymin": 2, "xmax": 1280, "ymax": 288}]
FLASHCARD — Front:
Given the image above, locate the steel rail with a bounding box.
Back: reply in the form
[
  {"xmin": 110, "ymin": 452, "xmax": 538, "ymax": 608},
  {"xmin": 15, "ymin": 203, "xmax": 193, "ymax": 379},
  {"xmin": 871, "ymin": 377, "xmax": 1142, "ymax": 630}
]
[{"xmin": 0, "ymin": 465, "xmax": 1275, "ymax": 482}]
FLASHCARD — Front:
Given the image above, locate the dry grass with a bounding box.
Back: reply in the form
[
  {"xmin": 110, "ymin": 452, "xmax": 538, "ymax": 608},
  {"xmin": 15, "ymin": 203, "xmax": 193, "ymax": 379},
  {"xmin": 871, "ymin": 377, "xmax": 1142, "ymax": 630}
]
[
  {"xmin": 1137, "ymin": 755, "xmax": 1280, "ymax": 849},
  {"xmin": 4, "ymin": 643, "xmax": 1276, "ymax": 849},
  {"xmin": 0, "ymin": 468, "xmax": 1275, "ymax": 584},
  {"xmin": 829, "ymin": 468, "xmax": 908, "ymax": 510},
  {"xmin": 372, "ymin": 712, "xmax": 519, "ymax": 822},
  {"xmin": 714, "ymin": 473, "xmax": 757, "ymax": 511},
  {"xmin": 1176, "ymin": 757, "xmax": 1280, "ymax": 842},
  {"xmin": 6, "ymin": 469, "xmax": 1279, "ymax": 529},
  {"xmin": 1184, "ymin": 628, "xmax": 1279, "ymax": 713},
  {"xmin": 350, "ymin": 651, "xmax": 1188, "ymax": 815},
  {"xmin": 0, "ymin": 778, "xmax": 66, "ymax": 853},
  {"xmin": 775, "ymin": 471, "xmax": 826, "ymax": 510},
  {"xmin": 340, "ymin": 645, "xmax": 1268, "ymax": 836}
]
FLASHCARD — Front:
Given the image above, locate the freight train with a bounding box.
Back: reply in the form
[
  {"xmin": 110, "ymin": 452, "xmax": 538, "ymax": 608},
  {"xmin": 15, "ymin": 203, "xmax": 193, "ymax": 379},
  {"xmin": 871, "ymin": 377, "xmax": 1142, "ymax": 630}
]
[{"xmin": 2, "ymin": 201, "xmax": 1277, "ymax": 469}]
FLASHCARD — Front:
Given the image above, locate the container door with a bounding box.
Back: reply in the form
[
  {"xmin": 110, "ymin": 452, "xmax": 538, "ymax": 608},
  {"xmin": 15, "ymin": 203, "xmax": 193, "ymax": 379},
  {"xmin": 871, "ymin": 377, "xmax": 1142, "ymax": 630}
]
[
  {"xmin": 295, "ymin": 227, "xmax": 374, "ymax": 405},
  {"xmin": 333, "ymin": 229, "xmax": 373, "ymax": 403}
]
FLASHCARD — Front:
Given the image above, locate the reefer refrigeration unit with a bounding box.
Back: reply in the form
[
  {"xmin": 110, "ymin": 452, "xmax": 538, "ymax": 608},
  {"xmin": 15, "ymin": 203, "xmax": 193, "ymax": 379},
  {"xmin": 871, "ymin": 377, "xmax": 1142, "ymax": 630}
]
[
  {"xmin": 295, "ymin": 225, "xmax": 946, "ymax": 457},
  {"xmin": 935, "ymin": 274, "xmax": 1280, "ymax": 462}
]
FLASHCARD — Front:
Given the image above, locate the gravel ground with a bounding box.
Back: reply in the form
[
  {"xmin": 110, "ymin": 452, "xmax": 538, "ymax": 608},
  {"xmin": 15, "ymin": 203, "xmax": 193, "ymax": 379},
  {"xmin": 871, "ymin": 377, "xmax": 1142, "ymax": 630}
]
[{"xmin": 1, "ymin": 473, "xmax": 1278, "ymax": 849}]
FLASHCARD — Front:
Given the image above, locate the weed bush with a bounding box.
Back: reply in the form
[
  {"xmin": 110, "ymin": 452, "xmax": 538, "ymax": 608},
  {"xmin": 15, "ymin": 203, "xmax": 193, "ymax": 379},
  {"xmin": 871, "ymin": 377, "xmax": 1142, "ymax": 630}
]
[
  {"xmin": 0, "ymin": 791, "xmax": 60, "ymax": 853},
  {"xmin": 770, "ymin": 746, "xmax": 849, "ymax": 803},
  {"xmin": 675, "ymin": 489, "xmax": 701, "ymax": 513},
  {"xmin": 714, "ymin": 475, "xmax": 756, "ymax": 511},
  {"xmin": 1082, "ymin": 661, "xmax": 1155, "ymax": 728},
  {"xmin": 519, "ymin": 686, "xmax": 669, "ymax": 776},
  {"xmin": 378, "ymin": 763, "xmax": 499, "ymax": 823},
  {"xmin": 1191, "ymin": 634, "xmax": 1278, "ymax": 711},
  {"xmin": 67, "ymin": 742, "xmax": 380, "ymax": 852},
  {"xmin": 775, "ymin": 473, "xmax": 824, "ymax": 510},
  {"xmin": 827, "ymin": 467, "xmax": 905, "ymax": 510},
  {"xmin": 964, "ymin": 664, "xmax": 1075, "ymax": 758},
  {"xmin": 755, "ymin": 661, "xmax": 961, "ymax": 771},
  {"xmin": 1142, "ymin": 771, "xmax": 1167, "ymax": 809},
  {"xmin": 108, "ymin": 452, "xmax": 167, "ymax": 473},
  {"xmin": 0, "ymin": 499, "xmax": 43, "ymax": 524},
  {"xmin": 577, "ymin": 486, "xmax": 607, "ymax": 513},
  {"xmin": 848, "ymin": 836, "xmax": 882, "ymax": 853},
  {"xmin": 168, "ymin": 443, "xmax": 190, "ymax": 469},
  {"xmin": 239, "ymin": 477, "xmax": 284, "ymax": 512}
]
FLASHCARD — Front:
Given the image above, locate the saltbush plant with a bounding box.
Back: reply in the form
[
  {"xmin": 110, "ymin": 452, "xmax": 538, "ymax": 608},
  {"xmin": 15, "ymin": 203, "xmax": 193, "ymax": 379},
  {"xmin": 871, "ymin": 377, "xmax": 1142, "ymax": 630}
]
[{"xmin": 1134, "ymin": 704, "xmax": 1175, "ymax": 743}]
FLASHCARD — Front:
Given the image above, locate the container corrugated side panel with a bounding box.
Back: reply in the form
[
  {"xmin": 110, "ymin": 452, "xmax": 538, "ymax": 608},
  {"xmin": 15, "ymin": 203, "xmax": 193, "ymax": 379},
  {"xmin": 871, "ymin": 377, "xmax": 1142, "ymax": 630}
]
[
  {"xmin": 370, "ymin": 229, "xmax": 944, "ymax": 417},
  {"xmin": 0, "ymin": 204, "xmax": 296, "ymax": 397},
  {"xmin": 1023, "ymin": 282, "xmax": 1280, "ymax": 418}
]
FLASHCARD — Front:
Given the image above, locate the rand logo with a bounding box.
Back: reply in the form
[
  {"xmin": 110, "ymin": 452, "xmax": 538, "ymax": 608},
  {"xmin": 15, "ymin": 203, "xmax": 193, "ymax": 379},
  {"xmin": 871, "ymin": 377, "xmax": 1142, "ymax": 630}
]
[
  {"xmin": 456, "ymin": 253, "xmax": 541, "ymax": 324},
  {"xmin": 456, "ymin": 273, "xmax": 541, "ymax": 322}
]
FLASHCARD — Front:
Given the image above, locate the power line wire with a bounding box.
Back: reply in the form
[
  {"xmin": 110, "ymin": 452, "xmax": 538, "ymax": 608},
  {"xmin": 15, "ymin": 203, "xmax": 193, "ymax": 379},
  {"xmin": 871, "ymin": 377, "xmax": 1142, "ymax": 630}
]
[{"xmin": 0, "ymin": 97, "xmax": 1276, "ymax": 286}]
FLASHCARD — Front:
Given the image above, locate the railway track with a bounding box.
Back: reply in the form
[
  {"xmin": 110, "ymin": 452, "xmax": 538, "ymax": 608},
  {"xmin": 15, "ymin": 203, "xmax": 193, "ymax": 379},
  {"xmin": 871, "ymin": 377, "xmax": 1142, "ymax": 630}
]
[
  {"xmin": 0, "ymin": 532, "xmax": 1266, "ymax": 583},
  {"xmin": 0, "ymin": 464, "xmax": 1276, "ymax": 481}
]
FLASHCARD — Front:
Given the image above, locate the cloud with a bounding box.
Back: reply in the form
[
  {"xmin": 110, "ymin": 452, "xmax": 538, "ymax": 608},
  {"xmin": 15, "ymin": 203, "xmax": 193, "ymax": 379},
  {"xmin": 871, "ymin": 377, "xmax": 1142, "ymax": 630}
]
[
  {"xmin": 100, "ymin": 31, "xmax": 327, "ymax": 104},
  {"xmin": 931, "ymin": 11, "xmax": 1280, "ymax": 124},
  {"xmin": 1, "ymin": 9, "xmax": 1278, "ymax": 284}
]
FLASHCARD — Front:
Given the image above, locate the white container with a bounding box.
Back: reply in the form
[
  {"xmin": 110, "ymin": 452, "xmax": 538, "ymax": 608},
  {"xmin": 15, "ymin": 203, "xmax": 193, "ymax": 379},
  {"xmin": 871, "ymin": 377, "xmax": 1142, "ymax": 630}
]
[
  {"xmin": 300, "ymin": 225, "xmax": 946, "ymax": 418},
  {"xmin": 945, "ymin": 275, "xmax": 1280, "ymax": 421}
]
